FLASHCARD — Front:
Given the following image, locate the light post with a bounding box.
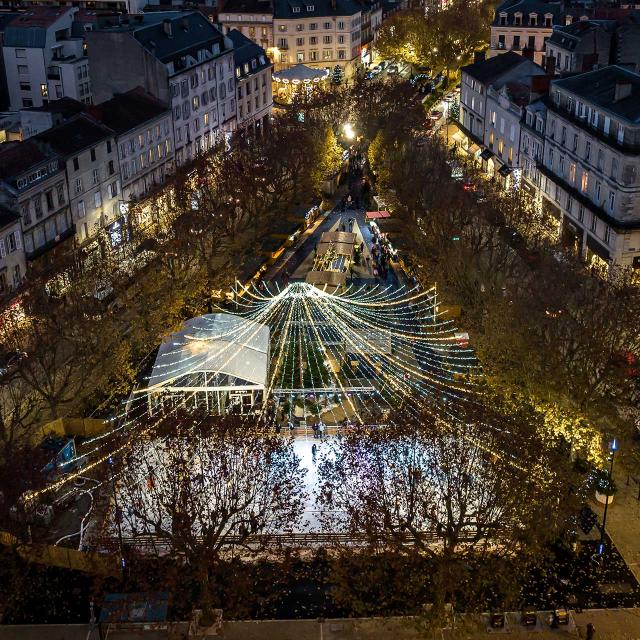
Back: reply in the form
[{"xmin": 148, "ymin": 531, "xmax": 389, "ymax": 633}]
[{"xmin": 599, "ymin": 438, "xmax": 618, "ymax": 558}]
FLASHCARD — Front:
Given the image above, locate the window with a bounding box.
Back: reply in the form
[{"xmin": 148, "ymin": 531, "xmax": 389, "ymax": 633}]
[
  {"xmin": 595, "ymin": 181, "xmax": 601, "ymax": 202},
  {"xmin": 204, "ymin": 112, "xmax": 209, "ymax": 126},
  {"xmin": 109, "ymin": 181, "xmax": 118, "ymax": 198},
  {"xmin": 108, "ymin": 160, "xmax": 114, "ymax": 175},
  {"xmin": 572, "ymin": 134, "xmax": 578, "ymax": 152},
  {"xmin": 297, "ymin": 52, "xmax": 304, "ymax": 62},
  {"xmin": 310, "ymin": 36, "xmax": 317, "ymax": 44},
  {"xmin": 73, "ymin": 157, "xmax": 79, "ymax": 171},
  {"xmin": 338, "ymin": 35, "xmax": 345, "ymax": 44},
  {"xmin": 323, "ymin": 35, "xmax": 332, "ymax": 44},
  {"xmin": 338, "ymin": 49, "xmax": 346, "ymax": 60},
  {"xmin": 45, "ymin": 190, "xmax": 54, "ymax": 210},
  {"xmin": 17, "ymin": 65, "xmax": 28, "ymax": 75},
  {"xmin": 77, "ymin": 200, "xmax": 85, "ymax": 218},
  {"xmin": 578, "ymin": 205, "xmax": 584, "ymax": 223},
  {"xmin": 498, "ymin": 139, "xmax": 504, "ymax": 154},
  {"xmin": 590, "ymin": 213, "xmax": 597, "ymax": 232},
  {"xmin": 513, "ymin": 34, "xmax": 520, "ymax": 49},
  {"xmin": 192, "ymin": 95, "xmax": 200, "ymax": 110},
  {"xmin": 323, "ymin": 49, "xmax": 332, "ymax": 60},
  {"xmin": 40, "ymin": 83, "xmax": 48, "ymax": 98},
  {"xmin": 33, "ymin": 196, "xmax": 42, "ymax": 219},
  {"xmin": 611, "ymin": 157, "xmax": 618, "ymax": 180},
  {"xmin": 308, "ymin": 4, "xmax": 315, "ymax": 10},
  {"xmin": 617, "ymin": 126, "xmax": 625, "ymax": 145},
  {"xmin": 324, "ymin": 21, "xmax": 330, "ymax": 28},
  {"xmin": 293, "ymin": 6, "xmax": 300, "ymax": 12},
  {"xmin": 75, "ymin": 177, "xmax": 83, "ymax": 194},
  {"xmin": 498, "ymin": 34, "xmax": 505, "ymax": 48},
  {"xmin": 57, "ymin": 182, "xmax": 65, "ymax": 205},
  {"xmin": 278, "ymin": 24, "xmax": 287, "ymax": 31},
  {"xmin": 296, "ymin": 37, "xmax": 304, "ymax": 46},
  {"xmin": 92, "ymin": 168, "xmax": 99, "ymax": 185},
  {"xmin": 22, "ymin": 98, "xmax": 33, "ymax": 108},
  {"xmin": 309, "ymin": 23, "xmax": 317, "ymax": 30},
  {"xmin": 608, "ymin": 191, "xmax": 615, "ymax": 213},
  {"xmin": 585, "ymin": 141, "xmax": 591, "ymax": 160},
  {"xmin": 604, "ymin": 225, "xmax": 611, "ymax": 245},
  {"xmin": 561, "ymin": 126, "xmax": 566, "ymax": 145},
  {"xmin": 106, "ymin": 140, "xmax": 112, "ymax": 154},
  {"xmin": 5, "ymin": 232, "xmax": 17, "ymax": 253},
  {"xmin": 210, "ymin": 86, "xmax": 217, "ymax": 101},
  {"xmin": 581, "ymin": 171, "xmax": 588, "ymax": 192},
  {"xmin": 569, "ymin": 163, "xmax": 576, "ymax": 184},
  {"xmin": 604, "ymin": 116, "xmax": 610, "ymax": 135},
  {"xmin": 296, "ymin": 22, "xmax": 304, "ymax": 30},
  {"xmin": 190, "ymin": 74, "xmax": 199, "ymax": 89},
  {"xmin": 338, "ymin": 20, "xmax": 345, "ymax": 29},
  {"xmin": 309, "ymin": 50, "xmax": 318, "ymax": 61},
  {"xmin": 94, "ymin": 191, "xmax": 102, "ymax": 208},
  {"xmin": 15, "ymin": 49, "xmax": 26, "ymax": 59}
]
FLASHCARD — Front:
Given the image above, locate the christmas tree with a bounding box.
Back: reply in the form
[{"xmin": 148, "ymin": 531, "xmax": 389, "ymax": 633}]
[{"xmin": 331, "ymin": 65, "xmax": 344, "ymax": 85}]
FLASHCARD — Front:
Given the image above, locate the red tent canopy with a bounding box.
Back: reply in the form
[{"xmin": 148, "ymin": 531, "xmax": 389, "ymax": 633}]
[{"xmin": 366, "ymin": 211, "xmax": 391, "ymax": 220}]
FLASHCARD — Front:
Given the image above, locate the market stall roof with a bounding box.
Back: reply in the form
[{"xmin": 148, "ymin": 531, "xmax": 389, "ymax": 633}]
[
  {"xmin": 272, "ymin": 64, "xmax": 329, "ymax": 84},
  {"xmin": 317, "ymin": 241, "xmax": 354, "ymax": 256},
  {"xmin": 366, "ymin": 211, "xmax": 391, "ymax": 220},
  {"xmin": 99, "ymin": 592, "xmax": 169, "ymax": 624},
  {"xmin": 320, "ymin": 231, "xmax": 356, "ymax": 245},
  {"xmin": 147, "ymin": 313, "xmax": 269, "ymax": 390},
  {"xmin": 305, "ymin": 270, "xmax": 347, "ymax": 287}
]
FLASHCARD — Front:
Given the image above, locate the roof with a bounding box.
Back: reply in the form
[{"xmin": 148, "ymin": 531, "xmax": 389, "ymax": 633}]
[
  {"xmin": 95, "ymin": 11, "xmax": 228, "ymax": 66},
  {"xmin": 90, "ymin": 88, "xmax": 169, "ymax": 135},
  {"xmin": 0, "ymin": 12, "xmax": 21, "ymax": 33},
  {"xmin": 320, "ymin": 230, "xmax": 356, "ymax": 244},
  {"xmin": 35, "ymin": 113, "xmax": 114, "ymax": 157},
  {"xmin": 221, "ymin": 0, "xmax": 272, "ymax": 14},
  {"xmin": 548, "ymin": 19, "xmax": 615, "ymax": 50},
  {"xmin": 273, "ymin": 0, "xmax": 361, "ymax": 20},
  {"xmin": 0, "ymin": 203, "xmax": 20, "ymax": 229},
  {"xmin": 4, "ymin": 7, "xmax": 74, "ymax": 47},
  {"xmin": 552, "ymin": 65, "xmax": 640, "ymax": 123},
  {"xmin": 0, "ymin": 140, "xmax": 53, "ymax": 182},
  {"xmin": 228, "ymin": 28, "xmax": 270, "ymax": 76},
  {"xmin": 461, "ymin": 51, "xmax": 533, "ymax": 84},
  {"xmin": 23, "ymin": 96, "xmax": 86, "ymax": 118},
  {"xmin": 273, "ymin": 63, "xmax": 329, "ymax": 83},
  {"xmin": 147, "ymin": 313, "xmax": 270, "ymax": 390},
  {"xmin": 492, "ymin": 0, "xmax": 566, "ymax": 27}
]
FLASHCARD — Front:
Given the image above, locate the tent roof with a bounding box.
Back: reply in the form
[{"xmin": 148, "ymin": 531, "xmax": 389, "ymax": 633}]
[
  {"xmin": 317, "ymin": 241, "xmax": 354, "ymax": 256},
  {"xmin": 272, "ymin": 64, "xmax": 329, "ymax": 84},
  {"xmin": 320, "ymin": 231, "xmax": 356, "ymax": 244},
  {"xmin": 365, "ymin": 211, "xmax": 391, "ymax": 219},
  {"xmin": 148, "ymin": 313, "xmax": 269, "ymax": 390}
]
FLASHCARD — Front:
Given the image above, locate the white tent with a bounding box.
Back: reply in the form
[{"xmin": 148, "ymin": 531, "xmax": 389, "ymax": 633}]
[{"xmin": 146, "ymin": 313, "xmax": 270, "ymax": 415}]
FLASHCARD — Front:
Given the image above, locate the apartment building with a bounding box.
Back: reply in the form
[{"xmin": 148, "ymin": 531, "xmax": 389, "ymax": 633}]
[
  {"xmin": 2, "ymin": 7, "xmax": 93, "ymax": 111},
  {"xmin": 0, "ymin": 206, "xmax": 26, "ymax": 294},
  {"xmin": 35, "ymin": 113, "xmax": 121, "ymax": 249},
  {"xmin": 271, "ymin": 0, "xmax": 362, "ymax": 72},
  {"xmin": 0, "ymin": 140, "xmax": 72, "ymax": 269},
  {"xmin": 489, "ymin": 0, "xmax": 581, "ymax": 66},
  {"xmin": 228, "ymin": 29, "xmax": 273, "ymax": 134},
  {"xmin": 90, "ymin": 89, "xmax": 174, "ymax": 212},
  {"xmin": 538, "ymin": 66, "xmax": 640, "ymax": 270},
  {"xmin": 88, "ymin": 12, "xmax": 236, "ymax": 166},
  {"xmin": 459, "ymin": 52, "xmax": 544, "ymax": 147},
  {"xmin": 484, "ymin": 73, "xmax": 549, "ymax": 184},
  {"xmin": 520, "ymin": 99, "xmax": 548, "ymax": 195},
  {"xmin": 218, "ymin": 0, "xmax": 274, "ymax": 51},
  {"xmin": 20, "ymin": 96, "xmax": 86, "ymax": 139}
]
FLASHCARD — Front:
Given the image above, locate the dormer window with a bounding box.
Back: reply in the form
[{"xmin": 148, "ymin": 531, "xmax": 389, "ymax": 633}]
[
  {"xmin": 514, "ymin": 12, "xmax": 522, "ymax": 25},
  {"xmin": 293, "ymin": 6, "xmax": 300, "ymax": 11},
  {"xmin": 529, "ymin": 13, "xmax": 537, "ymax": 25},
  {"xmin": 499, "ymin": 13, "xmax": 507, "ymax": 25},
  {"xmin": 306, "ymin": 4, "xmax": 314, "ymax": 10},
  {"xmin": 544, "ymin": 13, "xmax": 552, "ymax": 27}
]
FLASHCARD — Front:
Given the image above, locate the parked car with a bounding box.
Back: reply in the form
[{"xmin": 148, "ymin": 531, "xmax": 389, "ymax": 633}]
[
  {"xmin": 430, "ymin": 109, "xmax": 443, "ymax": 120},
  {"xmin": 387, "ymin": 64, "xmax": 399, "ymax": 74}
]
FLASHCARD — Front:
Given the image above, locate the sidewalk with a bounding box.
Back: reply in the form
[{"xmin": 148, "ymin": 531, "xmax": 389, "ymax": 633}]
[{"xmin": 592, "ymin": 466, "xmax": 640, "ymax": 584}]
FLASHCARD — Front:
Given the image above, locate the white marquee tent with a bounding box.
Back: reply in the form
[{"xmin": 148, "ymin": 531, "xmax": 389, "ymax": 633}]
[{"xmin": 146, "ymin": 313, "xmax": 270, "ymax": 415}]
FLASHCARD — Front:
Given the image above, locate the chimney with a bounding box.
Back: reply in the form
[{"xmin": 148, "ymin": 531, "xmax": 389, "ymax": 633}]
[
  {"xmin": 330, "ymin": 0, "xmax": 336, "ymax": 10},
  {"xmin": 182, "ymin": 16, "xmax": 189, "ymax": 31},
  {"xmin": 614, "ymin": 78, "xmax": 632, "ymax": 101},
  {"xmin": 545, "ymin": 55, "xmax": 556, "ymax": 74},
  {"xmin": 474, "ymin": 50, "xmax": 485, "ymax": 64},
  {"xmin": 530, "ymin": 74, "xmax": 550, "ymax": 95},
  {"xmin": 163, "ymin": 18, "xmax": 172, "ymax": 37}
]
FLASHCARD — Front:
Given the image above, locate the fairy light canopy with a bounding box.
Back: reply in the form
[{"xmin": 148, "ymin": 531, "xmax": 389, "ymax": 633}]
[{"xmin": 272, "ymin": 64, "xmax": 329, "ymax": 85}]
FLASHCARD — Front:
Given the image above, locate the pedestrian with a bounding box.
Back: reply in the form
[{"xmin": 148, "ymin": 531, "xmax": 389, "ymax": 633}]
[
  {"xmin": 319, "ymin": 422, "xmax": 325, "ymax": 439},
  {"xmin": 586, "ymin": 623, "xmax": 595, "ymax": 640},
  {"xmin": 312, "ymin": 443, "xmax": 317, "ymax": 461},
  {"xmin": 288, "ymin": 420, "xmax": 294, "ymax": 434},
  {"xmin": 276, "ymin": 423, "xmax": 282, "ymax": 434},
  {"xmin": 312, "ymin": 423, "xmax": 319, "ymax": 438},
  {"xmin": 360, "ymin": 241, "xmax": 364, "ymax": 252}
]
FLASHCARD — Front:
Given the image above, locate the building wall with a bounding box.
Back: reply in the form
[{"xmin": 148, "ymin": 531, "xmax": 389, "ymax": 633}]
[
  {"xmin": 117, "ymin": 112, "xmax": 175, "ymax": 202},
  {"xmin": 219, "ymin": 13, "xmax": 274, "ymax": 50},
  {"xmin": 489, "ymin": 25, "xmax": 554, "ymax": 65},
  {"xmin": 236, "ymin": 66, "xmax": 272, "ymax": 131},
  {"xmin": 87, "ymin": 31, "xmax": 170, "ymax": 104},
  {"xmin": 539, "ymin": 91, "xmax": 640, "ymax": 268},
  {"xmin": 169, "ymin": 50, "xmax": 236, "ymax": 165},
  {"xmin": 0, "ymin": 218, "xmax": 26, "ymax": 292},
  {"xmin": 66, "ymin": 136, "xmax": 121, "ymax": 244},
  {"xmin": 616, "ymin": 24, "xmax": 640, "ymax": 73},
  {"xmin": 545, "ymin": 28, "xmax": 612, "ymax": 75},
  {"xmin": 272, "ymin": 13, "xmax": 362, "ymax": 69},
  {"xmin": 484, "ymin": 91, "xmax": 524, "ymax": 171}
]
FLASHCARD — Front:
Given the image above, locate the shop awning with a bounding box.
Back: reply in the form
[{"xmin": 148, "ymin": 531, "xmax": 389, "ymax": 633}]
[
  {"xmin": 468, "ymin": 143, "xmax": 481, "ymax": 155},
  {"xmin": 480, "ymin": 149, "xmax": 493, "ymax": 161},
  {"xmin": 586, "ymin": 233, "xmax": 610, "ymax": 262},
  {"xmin": 366, "ymin": 211, "xmax": 391, "ymax": 220},
  {"xmin": 498, "ymin": 164, "xmax": 512, "ymax": 177}
]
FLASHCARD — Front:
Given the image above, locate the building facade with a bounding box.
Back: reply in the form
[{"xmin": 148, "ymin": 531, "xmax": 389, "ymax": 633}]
[
  {"xmin": 35, "ymin": 113, "xmax": 121, "ymax": 249},
  {"xmin": 0, "ymin": 140, "xmax": 73, "ymax": 270},
  {"xmin": 538, "ymin": 66, "xmax": 640, "ymax": 270},
  {"xmin": 88, "ymin": 11, "xmax": 236, "ymax": 166},
  {"xmin": 228, "ymin": 29, "xmax": 273, "ymax": 133},
  {"xmin": 2, "ymin": 7, "xmax": 92, "ymax": 111},
  {"xmin": 20, "ymin": 97, "xmax": 86, "ymax": 139},
  {"xmin": 489, "ymin": 0, "xmax": 578, "ymax": 66},
  {"xmin": 0, "ymin": 206, "xmax": 26, "ymax": 294},
  {"xmin": 218, "ymin": 0, "xmax": 274, "ymax": 51}
]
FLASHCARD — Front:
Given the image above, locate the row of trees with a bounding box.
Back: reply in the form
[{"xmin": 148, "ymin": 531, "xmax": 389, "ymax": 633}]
[
  {"xmin": 114, "ymin": 394, "xmax": 581, "ymax": 621},
  {"xmin": 368, "ymin": 119, "xmax": 640, "ymax": 458}
]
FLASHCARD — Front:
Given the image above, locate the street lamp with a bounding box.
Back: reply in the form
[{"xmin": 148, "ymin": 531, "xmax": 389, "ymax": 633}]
[
  {"xmin": 599, "ymin": 438, "xmax": 617, "ymax": 558},
  {"xmin": 343, "ymin": 123, "xmax": 355, "ymax": 141}
]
